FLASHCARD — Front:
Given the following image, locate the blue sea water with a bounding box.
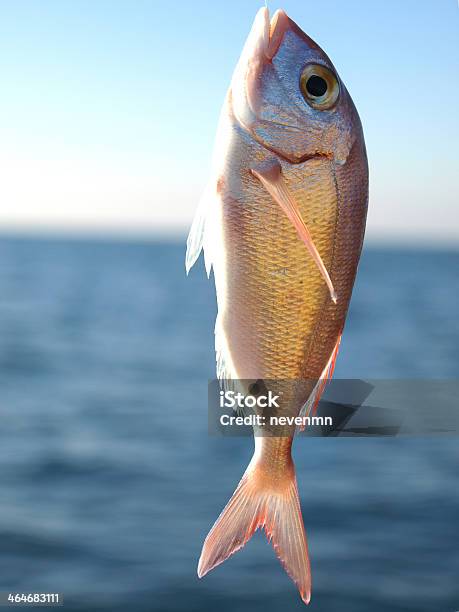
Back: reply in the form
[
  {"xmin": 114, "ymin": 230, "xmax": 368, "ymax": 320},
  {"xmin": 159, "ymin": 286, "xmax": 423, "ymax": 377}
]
[{"xmin": 0, "ymin": 236, "xmax": 457, "ymax": 612}]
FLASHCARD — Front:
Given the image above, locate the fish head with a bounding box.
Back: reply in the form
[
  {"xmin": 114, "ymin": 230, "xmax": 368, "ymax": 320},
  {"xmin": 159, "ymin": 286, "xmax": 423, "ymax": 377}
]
[{"xmin": 231, "ymin": 8, "xmax": 360, "ymax": 165}]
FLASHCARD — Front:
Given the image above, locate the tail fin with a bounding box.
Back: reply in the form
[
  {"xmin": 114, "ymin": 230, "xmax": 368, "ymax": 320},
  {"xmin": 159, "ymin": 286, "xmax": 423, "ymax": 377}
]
[{"xmin": 197, "ymin": 459, "xmax": 311, "ymax": 604}]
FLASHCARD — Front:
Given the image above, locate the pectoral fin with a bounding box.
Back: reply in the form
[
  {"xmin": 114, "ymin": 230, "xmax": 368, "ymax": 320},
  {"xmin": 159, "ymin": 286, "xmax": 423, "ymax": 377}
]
[{"xmin": 251, "ymin": 162, "xmax": 337, "ymax": 304}]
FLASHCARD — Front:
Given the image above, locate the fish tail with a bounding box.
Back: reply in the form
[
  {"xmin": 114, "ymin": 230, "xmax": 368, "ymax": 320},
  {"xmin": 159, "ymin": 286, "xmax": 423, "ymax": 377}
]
[{"xmin": 197, "ymin": 450, "xmax": 311, "ymax": 604}]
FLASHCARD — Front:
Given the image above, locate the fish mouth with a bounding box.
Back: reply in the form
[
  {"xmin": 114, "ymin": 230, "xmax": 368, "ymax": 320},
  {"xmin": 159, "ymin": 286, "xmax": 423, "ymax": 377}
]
[
  {"xmin": 266, "ymin": 9, "xmax": 290, "ymax": 59},
  {"xmin": 270, "ymin": 9, "xmax": 323, "ymax": 56}
]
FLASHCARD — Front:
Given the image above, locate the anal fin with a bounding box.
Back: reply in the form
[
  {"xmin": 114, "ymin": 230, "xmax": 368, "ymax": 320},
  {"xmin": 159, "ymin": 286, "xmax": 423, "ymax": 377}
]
[{"xmin": 299, "ymin": 333, "xmax": 342, "ymax": 428}]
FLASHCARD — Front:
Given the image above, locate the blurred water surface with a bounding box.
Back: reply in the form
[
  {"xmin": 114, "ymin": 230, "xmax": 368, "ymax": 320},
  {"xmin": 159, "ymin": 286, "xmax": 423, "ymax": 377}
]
[{"xmin": 0, "ymin": 236, "xmax": 457, "ymax": 612}]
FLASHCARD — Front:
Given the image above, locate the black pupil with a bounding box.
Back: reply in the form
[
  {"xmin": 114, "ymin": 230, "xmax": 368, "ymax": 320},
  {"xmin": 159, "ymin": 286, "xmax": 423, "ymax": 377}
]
[{"xmin": 306, "ymin": 75, "xmax": 327, "ymax": 97}]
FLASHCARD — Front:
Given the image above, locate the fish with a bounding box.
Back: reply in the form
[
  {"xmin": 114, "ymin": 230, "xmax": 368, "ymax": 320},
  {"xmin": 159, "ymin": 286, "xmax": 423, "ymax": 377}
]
[{"xmin": 186, "ymin": 6, "xmax": 368, "ymax": 605}]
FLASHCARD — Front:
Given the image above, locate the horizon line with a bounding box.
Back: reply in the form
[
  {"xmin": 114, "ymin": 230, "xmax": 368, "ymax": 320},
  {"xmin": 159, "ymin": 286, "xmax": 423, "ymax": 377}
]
[{"xmin": 0, "ymin": 225, "xmax": 457, "ymax": 252}]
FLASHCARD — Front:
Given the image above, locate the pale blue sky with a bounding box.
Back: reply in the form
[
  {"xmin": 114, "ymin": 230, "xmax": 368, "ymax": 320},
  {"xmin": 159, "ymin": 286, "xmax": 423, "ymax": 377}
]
[{"xmin": 0, "ymin": 0, "xmax": 457, "ymax": 243}]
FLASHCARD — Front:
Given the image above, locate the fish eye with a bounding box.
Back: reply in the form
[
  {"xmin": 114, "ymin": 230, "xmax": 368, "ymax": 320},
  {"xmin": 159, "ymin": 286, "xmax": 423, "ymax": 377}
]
[{"xmin": 300, "ymin": 64, "xmax": 340, "ymax": 110}]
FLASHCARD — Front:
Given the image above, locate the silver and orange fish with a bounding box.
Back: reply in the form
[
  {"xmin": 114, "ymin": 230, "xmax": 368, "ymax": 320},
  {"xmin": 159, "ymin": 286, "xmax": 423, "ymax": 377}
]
[{"xmin": 186, "ymin": 7, "xmax": 368, "ymax": 605}]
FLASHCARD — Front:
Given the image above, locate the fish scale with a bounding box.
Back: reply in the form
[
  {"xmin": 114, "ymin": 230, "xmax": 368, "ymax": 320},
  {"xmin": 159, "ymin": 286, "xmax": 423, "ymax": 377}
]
[{"xmin": 224, "ymin": 159, "xmax": 338, "ymax": 380}]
